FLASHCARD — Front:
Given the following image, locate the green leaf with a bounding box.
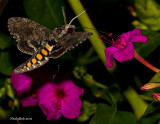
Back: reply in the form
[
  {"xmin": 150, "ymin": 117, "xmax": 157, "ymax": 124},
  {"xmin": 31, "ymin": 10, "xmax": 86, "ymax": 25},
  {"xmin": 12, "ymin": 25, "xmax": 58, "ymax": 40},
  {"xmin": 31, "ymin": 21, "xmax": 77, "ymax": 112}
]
[
  {"xmin": 90, "ymin": 103, "xmax": 137, "ymax": 124},
  {"xmin": 5, "ymin": 78, "xmax": 15, "ymax": 100},
  {"xmin": 149, "ymin": 71, "xmax": 160, "ymax": 82},
  {"xmin": 77, "ymin": 101, "xmax": 96, "ymax": 122},
  {"xmin": 134, "ymin": 30, "xmax": 160, "ymax": 58},
  {"xmin": 0, "ymin": 33, "xmax": 16, "ymax": 50},
  {"xmin": 23, "ymin": 0, "xmax": 65, "ymax": 29},
  {"xmin": 139, "ymin": 102, "xmax": 160, "ymax": 124},
  {"xmin": 90, "ymin": 115, "xmax": 96, "ymax": 124},
  {"xmin": 91, "ymin": 84, "xmax": 120, "ymax": 107},
  {"xmin": 0, "ymin": 52, "xmax": 14, "ymax": 76},
  {"xmin": 0, "ymin": 106, "xmax": 9, "ymax": 120},
  {"xmin": 0, "ymin": 87, "xmax": 5, "ymax": 98},
  {"xmin": 135, "ymin": 0, "xmax": 160, "ymax": 31}
]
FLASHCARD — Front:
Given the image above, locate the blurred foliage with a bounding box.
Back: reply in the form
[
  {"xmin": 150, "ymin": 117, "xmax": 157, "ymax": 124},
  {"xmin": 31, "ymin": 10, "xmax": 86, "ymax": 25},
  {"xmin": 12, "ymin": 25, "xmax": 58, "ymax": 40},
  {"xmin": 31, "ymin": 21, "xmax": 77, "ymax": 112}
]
[
  {"xmin": 0, "ymin": 0, "xmax": 159, "ymax": 123},
  {"xmin": 139, "ymin": 102, "xmax": 160, "ymax": 124},
  {"xmin": 134, "ymin": 30, "xmax": 160, "ymax": 58},
  {"xmin": 0, "ymin": 52, "xmax": 14, "ymax": 76},
  {"xmin": 149, "ymin": 71, "xmax": 160, "ymax": 83},
  {"xmin": 77, "ymin": 101, "xmax": 96, "ymax": 122},
  {"xmin": 89, "ymin": 103, "xmax": 137, "ymax": 124},
  {"xmin": 135, "ymin": 0, "xmax": 160, "ymax": 31},
  {"xmin": 0, "ymin": 78, "xmax": 19, "ymax": 120},
  {"xmin": 23, "ymin": 0, "xmax": 64, "ymax": 29},
  {"xmin": 0, "ymin": 33, "xmax": 16, "ymax": 50}
]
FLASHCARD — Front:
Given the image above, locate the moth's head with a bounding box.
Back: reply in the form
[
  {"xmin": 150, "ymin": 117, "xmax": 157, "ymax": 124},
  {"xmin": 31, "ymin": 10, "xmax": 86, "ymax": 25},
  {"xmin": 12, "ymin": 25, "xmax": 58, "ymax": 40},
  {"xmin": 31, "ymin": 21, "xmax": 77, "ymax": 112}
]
[
  {"xmin": 64, "ymin": 24, "xmax": 75, "ymax": 33},
  {"xmin": 53, "ymin": 24, "xmax": 76, "ymax": 38},
  {"xmin": 54, "ymin": 10, "xmax": 85, "ymax": 38}
]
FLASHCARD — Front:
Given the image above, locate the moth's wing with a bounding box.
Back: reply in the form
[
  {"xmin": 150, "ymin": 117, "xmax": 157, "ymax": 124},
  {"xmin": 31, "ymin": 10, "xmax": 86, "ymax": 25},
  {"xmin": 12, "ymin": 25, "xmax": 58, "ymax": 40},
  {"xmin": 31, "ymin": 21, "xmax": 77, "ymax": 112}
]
[
  {"xmin": 48, "ymin": 32, "xmax": 92, "ymax": 59},
  {"xmin": 8, "ymin": 17, "xmax": 52, "ymax": 55}
]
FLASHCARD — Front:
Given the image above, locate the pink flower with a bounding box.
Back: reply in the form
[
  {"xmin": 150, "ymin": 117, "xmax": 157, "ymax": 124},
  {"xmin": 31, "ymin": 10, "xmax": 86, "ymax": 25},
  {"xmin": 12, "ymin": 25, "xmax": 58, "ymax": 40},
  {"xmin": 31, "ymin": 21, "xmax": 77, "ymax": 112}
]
[
  {"xmin": 103, "ymin": 29, "xmax": 148, "ymax": 68},
  {"xmin": 10, "ymin": 67, "xmax": 84, "ymax": 120},
  {"xmin": 152, "ymin": 93, "xmax": 160, "ymax": 102},
  {"xmin": 37, "ymin": 80, "xmax": 84, "ymax": 120},
  {"xmin": 141, "ymin": 83, "xmax": 160, "ymax": 90}
]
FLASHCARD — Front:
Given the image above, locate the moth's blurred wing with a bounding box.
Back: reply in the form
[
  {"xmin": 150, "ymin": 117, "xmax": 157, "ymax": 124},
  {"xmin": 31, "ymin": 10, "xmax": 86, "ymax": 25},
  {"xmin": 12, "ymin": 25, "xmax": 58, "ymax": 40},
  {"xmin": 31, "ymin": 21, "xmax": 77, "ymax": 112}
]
[
  {"xmin": 48, "ymin": 32, "xmax": 92, "ymax": 58},
  {"xmin": 8, "ymin": 17, "xmax": 52, "ymax": 55}
]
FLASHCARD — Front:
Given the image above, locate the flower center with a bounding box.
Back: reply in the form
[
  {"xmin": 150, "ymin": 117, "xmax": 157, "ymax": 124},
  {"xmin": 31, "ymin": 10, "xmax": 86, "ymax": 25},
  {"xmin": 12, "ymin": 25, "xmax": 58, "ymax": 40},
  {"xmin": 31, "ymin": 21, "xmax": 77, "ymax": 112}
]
[
  {"xmin": 56, "ymin": 89, "xmax": 65, "ymax": 98},
  {"xmin": 32, "ymin": 93, "xmax": 37, "ymax": 99},
  {"xmin": 98, "ymin": 34, "xmax": 126, "ymax": 49},
  {"xmin": 113, "ymin": 40, "xmax": 126, "ymax": 49}
]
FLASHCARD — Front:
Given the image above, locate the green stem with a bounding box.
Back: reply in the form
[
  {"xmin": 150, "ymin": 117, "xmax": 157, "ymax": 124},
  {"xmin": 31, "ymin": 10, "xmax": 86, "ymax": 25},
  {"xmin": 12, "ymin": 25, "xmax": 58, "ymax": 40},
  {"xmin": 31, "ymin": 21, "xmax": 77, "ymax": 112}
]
[
  {"xmin": 68, "ymin": 0, "xmax": 116, "ymax": 73},
  {"xmin": 82, "ymin": 73, "xmax": 108, "ymax": 89},
  {"xmin": 123, "ymin": 87, "xmax": 148, "ymax": 120},
  {"xmin": 139, "ymin": 95, "xmax": 153, "ymax": 101},
  {"xmin": 92, "ymin": 80, "xmax": 108, "ymax": 89}
]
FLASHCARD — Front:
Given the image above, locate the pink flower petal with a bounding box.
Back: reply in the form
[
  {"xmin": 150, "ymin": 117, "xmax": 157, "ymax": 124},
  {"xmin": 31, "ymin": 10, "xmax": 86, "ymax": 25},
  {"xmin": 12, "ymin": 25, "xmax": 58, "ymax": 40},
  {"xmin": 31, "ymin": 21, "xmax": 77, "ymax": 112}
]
[
  {"xmin": 38, "ymin": 82, "xmax": 62, "ymax": 120},
  {"xmin": 129, "ymin": 29, "xmax": 148, "ymax": 43},
  {"xmin": 130, "ymin": 29, "xmax": 142, "ymax": 36},
  {"xmin": 38, "ymin": 98, "xmax": 62, "ymax": 120},
  {"xmin": 10, "ymin": 72, "xmax": 32, "ymax": 91},
  {"xmin": 130, "ymin": 36, "xmax": 148, "ymax": 43},
  {"xmin": 10, "ymin": 72, "xmax": 37, "ymax": 106},
  {"xmin": 59, "ymin": 80, "xmax": 84, "ymax": 97},
  {"xmin": 152, "ymin": 93, "xmax": 160, "ymax": 102},
  {"xmin": 113, "ymin": 42, "xmax": 134, "ymax": 62},
  {"xmin": 104, "ymin": 46, "xmax": 119, "ymax": 68},
  {"xmin": 20, "ymin": 95, "xmax": 37, "ymax": 107},
  {"xmin": 61, "ymin": 97, "xmax": 83, "ymax": 119},
  {"xmin": 37, "ymin": 82, "xmax": 58, "ymax": 115},
  {"xmin": 46, "ymin": 105, "xmax": 62, "ymax": 120},
  {"xmin": 118, "ymin": 31, "xmax": 131, "ymax": 43}
]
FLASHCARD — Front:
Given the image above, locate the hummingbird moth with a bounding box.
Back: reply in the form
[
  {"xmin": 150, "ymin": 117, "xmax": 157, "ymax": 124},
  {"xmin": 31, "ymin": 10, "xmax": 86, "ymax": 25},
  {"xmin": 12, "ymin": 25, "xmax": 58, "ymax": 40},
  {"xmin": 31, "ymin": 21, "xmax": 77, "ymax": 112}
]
[{"xmin": 8, "ymin": 10, "xmax": 92, "ymax": 73}]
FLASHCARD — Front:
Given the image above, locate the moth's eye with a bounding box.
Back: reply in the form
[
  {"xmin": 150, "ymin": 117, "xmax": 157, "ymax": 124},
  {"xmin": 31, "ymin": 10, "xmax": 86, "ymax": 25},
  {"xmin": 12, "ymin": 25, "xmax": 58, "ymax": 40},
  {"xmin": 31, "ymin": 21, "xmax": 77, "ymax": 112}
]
[{"xmin": 67, "ymin": 28, "xmax": 74, "ymax": 33}]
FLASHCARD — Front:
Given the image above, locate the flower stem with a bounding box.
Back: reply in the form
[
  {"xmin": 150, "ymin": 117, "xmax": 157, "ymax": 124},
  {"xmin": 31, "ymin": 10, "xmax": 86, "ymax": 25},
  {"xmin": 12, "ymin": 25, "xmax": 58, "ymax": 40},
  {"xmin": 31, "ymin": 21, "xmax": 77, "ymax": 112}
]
[
  {"xmin": 67, "ymin": 0, "xmax": 116, "ymax": 74},
  {"xmin": 123, "ymin": 87, "xmax": 148, "ymax": 120},
  {"xmin": 92, "ymin": 80, "xmax": 108, "ymax": 89},
  {"xmin": 134, "ymin": 50, "xmax": 160, "ymax": 73}
]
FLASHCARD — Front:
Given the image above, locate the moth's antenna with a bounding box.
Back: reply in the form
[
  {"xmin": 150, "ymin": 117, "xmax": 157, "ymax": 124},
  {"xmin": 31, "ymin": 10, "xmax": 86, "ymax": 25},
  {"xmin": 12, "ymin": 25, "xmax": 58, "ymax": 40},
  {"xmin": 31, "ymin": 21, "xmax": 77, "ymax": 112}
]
[
  {"xmin": 62, "ymin": 7, "xmax": 67, "ymax": 25},
  {"xmin": 67, "ymin": 10, "xmax": 86, "ymax": 27}
]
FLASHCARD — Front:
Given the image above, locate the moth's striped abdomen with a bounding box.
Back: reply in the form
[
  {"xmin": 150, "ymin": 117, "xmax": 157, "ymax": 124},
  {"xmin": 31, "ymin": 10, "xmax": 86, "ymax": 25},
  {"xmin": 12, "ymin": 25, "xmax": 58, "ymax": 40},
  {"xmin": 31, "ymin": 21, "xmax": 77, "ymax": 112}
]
[{"xmin": 14, "ymin": 44, "xmax": 53, "ymax": 73}]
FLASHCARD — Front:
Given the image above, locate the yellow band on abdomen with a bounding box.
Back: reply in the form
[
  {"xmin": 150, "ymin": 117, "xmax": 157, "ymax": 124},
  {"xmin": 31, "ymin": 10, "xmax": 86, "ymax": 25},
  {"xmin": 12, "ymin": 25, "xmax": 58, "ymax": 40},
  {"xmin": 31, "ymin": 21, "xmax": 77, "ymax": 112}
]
[
  {"xmin": 36, "ymin": 54, "xmax": 43, "ymax": 60},
  {"xmin": 41, "ymin": 49, "xmax": 48, "ymax": 56},
  {"xmin": 45, "ymin": 45, "xmax": 52, "ymax": 52},
  {"xmin": 32, "ymin": 58, "xmax": 37, "ymax": 64},
  {"xmin": 27, "ymin": 62, "xmax": 31, "ymax": 67}
]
